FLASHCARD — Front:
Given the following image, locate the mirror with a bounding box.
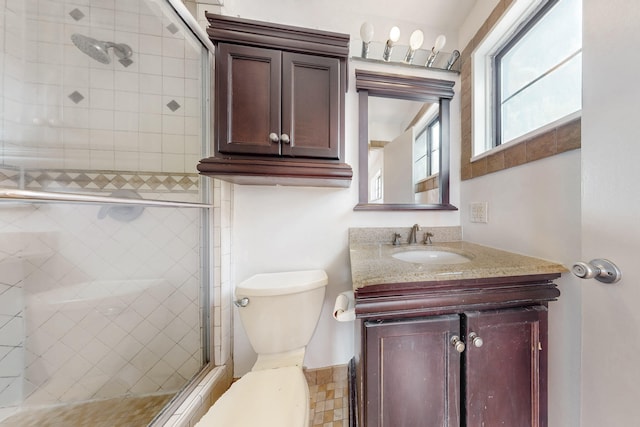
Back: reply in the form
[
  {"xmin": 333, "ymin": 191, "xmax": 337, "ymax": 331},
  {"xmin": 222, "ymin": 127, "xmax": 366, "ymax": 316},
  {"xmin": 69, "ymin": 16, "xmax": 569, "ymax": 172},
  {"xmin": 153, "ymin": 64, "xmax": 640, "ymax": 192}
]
[{"xmin": 354, "ymin": 69, "xmax": 458, "ymax": 210}]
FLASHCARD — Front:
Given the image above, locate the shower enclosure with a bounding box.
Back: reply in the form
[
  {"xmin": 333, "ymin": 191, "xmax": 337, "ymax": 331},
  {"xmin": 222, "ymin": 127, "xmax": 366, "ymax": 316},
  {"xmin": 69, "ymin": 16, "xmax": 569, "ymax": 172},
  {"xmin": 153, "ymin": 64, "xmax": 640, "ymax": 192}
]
[{"xmin": 0, "ymin": 0, "xmax": 214, "ymax": 425}]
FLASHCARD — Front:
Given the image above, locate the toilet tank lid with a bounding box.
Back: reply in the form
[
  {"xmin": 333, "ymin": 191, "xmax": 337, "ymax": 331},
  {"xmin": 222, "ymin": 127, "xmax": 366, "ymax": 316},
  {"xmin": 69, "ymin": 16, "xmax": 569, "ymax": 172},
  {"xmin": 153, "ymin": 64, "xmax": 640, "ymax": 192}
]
[{"xmin": 236, "ymin": 270, "xmax": 328, "ymax": 297}]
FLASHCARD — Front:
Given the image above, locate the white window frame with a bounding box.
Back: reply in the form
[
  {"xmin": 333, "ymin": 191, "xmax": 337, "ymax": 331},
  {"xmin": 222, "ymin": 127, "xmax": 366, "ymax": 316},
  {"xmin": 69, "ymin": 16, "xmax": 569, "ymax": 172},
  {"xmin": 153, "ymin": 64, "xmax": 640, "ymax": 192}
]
[
  {"xmin": 371, "ymin": 169, "xmax": 382, "ymax": 201},
  {"xmin": 413, "ymin": 103, "xmax": 440, "ymax": 183},
  {"xmin": 426, "ymin": 117, "xmax": 440, "ymax": 177},
  {"xmin": 471, "ymin": 0, "xmax": 581, "ymax": 160}
]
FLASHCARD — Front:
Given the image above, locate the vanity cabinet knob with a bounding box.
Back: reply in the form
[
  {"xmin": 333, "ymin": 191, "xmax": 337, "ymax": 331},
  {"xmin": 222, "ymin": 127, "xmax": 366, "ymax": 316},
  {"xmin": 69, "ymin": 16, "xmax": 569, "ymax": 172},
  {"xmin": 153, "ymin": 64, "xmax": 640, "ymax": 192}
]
[
  {"xmin": 269, "ymin": 133, "xmax": 279, "ymax": 143},
  {"xmin": 280, "ymin": 133, "xmax": 291, "ymax": 144},
  {"xmin": 451, "ymin": 335, "xmax": 465, "ymax": 353},
  {"xmin": 469, "ymin": 332, "xmax": 483, "ymax": 348}
]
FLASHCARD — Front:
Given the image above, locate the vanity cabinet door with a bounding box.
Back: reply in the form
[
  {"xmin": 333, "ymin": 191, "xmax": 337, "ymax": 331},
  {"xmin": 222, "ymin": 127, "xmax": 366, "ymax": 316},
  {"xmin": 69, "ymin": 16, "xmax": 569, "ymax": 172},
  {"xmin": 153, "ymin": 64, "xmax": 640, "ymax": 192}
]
[
  {"xmin": 364, "ymin": 315, "xmax": 461, "ymax": 427},
  {"xmin": 464, "ymin": 306, "xmax": 548, "ymax": 427},
  {"xmin": 216, "ymin": 43, "xmax": 282, "ymax": 156}
]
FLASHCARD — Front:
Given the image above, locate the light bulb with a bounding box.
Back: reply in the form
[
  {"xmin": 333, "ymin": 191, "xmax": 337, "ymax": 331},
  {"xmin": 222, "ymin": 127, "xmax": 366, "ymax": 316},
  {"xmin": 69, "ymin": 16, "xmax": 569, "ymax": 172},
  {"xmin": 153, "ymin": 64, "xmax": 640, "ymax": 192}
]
[
  {"xmin": 426, "ymin": 34, "xmax": 447, "ymax": 67},
  {"xmin": 409, "ymin": 30, "xmax": 424, "ymax": 50},
  {"xmin": 434, "ymin": 34, "xmax": 446, "ymax": 51},
  {"xmin": 404, "ymin": 29, "xmax": 424, "ymax": 63},
  {"xmin": 388, "ymin": 26, "xmax": 400, "ymax": 43},
  {"xmin": 383, "ymin": 26, "xmax": 400, "ymax": 61},
  {"xmin": 360, "ymin": 22, "xmax": 374, "ymax": 43}
]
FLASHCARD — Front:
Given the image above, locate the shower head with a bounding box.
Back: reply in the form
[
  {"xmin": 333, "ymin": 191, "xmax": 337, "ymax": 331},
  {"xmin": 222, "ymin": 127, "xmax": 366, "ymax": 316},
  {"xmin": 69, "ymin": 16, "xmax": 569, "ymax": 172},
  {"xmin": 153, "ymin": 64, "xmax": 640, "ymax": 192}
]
[{"xmin": 71, "ymin": 33, "xmax": 133, "ymax": 66}]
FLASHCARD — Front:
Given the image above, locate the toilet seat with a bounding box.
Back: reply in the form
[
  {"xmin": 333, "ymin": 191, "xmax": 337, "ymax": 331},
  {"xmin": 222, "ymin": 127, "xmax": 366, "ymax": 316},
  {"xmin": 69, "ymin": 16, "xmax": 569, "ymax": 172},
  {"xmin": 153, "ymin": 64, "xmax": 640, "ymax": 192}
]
[{"xmin": 194, "ymin": 366, "xmax": 309, "ymax": 427}]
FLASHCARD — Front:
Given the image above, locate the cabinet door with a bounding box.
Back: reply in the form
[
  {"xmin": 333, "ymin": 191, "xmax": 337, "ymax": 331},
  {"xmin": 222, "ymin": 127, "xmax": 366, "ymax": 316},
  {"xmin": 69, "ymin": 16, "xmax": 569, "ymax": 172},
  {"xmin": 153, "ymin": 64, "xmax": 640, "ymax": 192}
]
[
  {"xmin": 282, "ymin": 52, "xmax": 340, "ymax": 159},
  {"xmin": 216, "ymin": 43, "xmax": 282, "ymax": 155},
  {"xmin": 364, "ymin": 315, "xmax": 461, "ymax": 427},
  {"xmin": 464, "ymin": 306, "xmax": 548, "ymax": 427}
]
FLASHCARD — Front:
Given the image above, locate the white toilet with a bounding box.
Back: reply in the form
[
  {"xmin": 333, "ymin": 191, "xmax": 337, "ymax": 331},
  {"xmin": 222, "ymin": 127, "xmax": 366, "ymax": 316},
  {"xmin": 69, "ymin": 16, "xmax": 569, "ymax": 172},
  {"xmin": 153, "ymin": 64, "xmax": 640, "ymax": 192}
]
[{"xmin": 196, "ymin": 269, "xmax": 328, "ymax": 427}]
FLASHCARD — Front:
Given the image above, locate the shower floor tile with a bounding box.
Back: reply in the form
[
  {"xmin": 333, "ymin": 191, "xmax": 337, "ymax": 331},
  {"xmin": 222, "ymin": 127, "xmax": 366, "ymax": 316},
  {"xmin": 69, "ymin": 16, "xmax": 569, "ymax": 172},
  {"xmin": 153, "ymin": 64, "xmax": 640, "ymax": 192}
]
[
  {"xmin": 0, "ymin": 393, "xmax": 173, "ymax": 427},
  {"xmin": 306, "ymin": 364, "xmax": 349, "ymax": 427}
]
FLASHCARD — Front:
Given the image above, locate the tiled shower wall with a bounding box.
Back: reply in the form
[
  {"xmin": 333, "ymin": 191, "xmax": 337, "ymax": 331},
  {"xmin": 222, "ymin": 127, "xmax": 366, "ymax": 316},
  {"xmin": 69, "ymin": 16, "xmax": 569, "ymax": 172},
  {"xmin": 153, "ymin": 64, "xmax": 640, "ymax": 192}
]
[{"xmin": 1, "ymin": 0, "xmax": 203, "ymax": 175}]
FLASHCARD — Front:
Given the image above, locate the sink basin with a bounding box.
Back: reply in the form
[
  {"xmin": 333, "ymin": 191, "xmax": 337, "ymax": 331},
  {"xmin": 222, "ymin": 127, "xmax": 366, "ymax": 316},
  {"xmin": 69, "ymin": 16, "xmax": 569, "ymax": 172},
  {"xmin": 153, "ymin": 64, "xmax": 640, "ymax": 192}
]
[{"xmin": 392, "ymin": 249, "xmax": 472, "ymax": 264}]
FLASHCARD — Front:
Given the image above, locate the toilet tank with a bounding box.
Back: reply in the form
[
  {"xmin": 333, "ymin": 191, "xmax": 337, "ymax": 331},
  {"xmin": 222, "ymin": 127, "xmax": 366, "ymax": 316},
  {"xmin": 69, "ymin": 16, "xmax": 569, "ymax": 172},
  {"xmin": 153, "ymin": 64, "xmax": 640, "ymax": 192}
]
[{"xmin": 235, "ymin": 270, "xmax": 328, "ymax": 355}]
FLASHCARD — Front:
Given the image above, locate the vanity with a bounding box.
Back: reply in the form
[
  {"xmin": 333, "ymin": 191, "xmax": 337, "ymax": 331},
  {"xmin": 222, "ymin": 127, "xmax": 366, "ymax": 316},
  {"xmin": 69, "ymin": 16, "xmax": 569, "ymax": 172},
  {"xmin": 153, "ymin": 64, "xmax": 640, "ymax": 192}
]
[{"xmin": 348, "ymin": 228, "xmax": 566, "ymax": 427}]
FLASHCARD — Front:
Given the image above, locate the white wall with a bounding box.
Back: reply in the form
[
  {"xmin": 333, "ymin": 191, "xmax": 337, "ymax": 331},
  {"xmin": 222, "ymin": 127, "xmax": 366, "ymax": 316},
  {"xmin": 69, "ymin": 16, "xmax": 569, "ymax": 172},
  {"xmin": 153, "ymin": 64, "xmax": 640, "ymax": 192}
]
[
  {"xmin": 220, "ymin": 1, "xmax": 464, "ymax": 375},
  {"xmin": 458, "ymin": 0, "xmax": 500, "ymax": 48},
  {"xmin": 383, "ymin": 128, "xmax": 414, "ymax": 204}
]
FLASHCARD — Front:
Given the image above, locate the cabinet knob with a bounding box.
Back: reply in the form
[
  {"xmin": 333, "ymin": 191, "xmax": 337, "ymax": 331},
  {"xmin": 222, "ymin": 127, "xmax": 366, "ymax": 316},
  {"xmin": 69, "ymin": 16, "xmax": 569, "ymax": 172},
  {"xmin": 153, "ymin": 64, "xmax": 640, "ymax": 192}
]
[
  {"xmin": 450, "ymin": 335, "xmax": 465, "ymax": 353},
  {"xmin": 269, "ymin": 133, "xmax": 279, "ymax": 143},
  {"xmin": 468, "ymin": 332, "xmax": 483, "ymax": 348},
  {"xmin": 280, "ymin": 133, "xmax": 291, "ymax": 144}
]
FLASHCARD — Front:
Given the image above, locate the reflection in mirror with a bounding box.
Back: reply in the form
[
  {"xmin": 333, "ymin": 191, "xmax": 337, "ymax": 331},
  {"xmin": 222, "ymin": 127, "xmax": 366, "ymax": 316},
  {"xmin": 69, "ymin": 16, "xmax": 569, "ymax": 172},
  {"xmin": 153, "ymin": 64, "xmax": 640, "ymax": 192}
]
[
  {"xmin": 355, "ymin": 69, "xmax": 458, "ymax": 210},
  {"xmin": 367, "ymin": 97, "xmax": 440, "ymax": 204}
]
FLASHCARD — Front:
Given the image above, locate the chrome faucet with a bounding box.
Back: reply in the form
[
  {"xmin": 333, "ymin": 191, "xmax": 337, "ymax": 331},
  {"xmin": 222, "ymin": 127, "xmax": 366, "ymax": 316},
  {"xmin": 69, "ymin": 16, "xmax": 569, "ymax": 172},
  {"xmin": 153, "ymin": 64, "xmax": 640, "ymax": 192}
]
[
  {"xmin": 408, "ymin": 224, "xmax": 420, "ymax": 244},
  {"xmin": 392, "ymin": 233, "xmax": 402, "ymax": 246},
  {"xmin": 423, "ymin": 231, "xmax": 434, "ymax": 245}
]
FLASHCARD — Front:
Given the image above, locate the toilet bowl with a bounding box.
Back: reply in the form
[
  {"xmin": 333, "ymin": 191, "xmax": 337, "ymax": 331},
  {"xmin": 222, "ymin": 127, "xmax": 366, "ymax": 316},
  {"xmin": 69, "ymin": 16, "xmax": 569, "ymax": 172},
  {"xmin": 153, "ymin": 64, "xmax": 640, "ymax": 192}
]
[{"xmin": 195, "ymin": 269, "xmax": 328, "ymax": 427}]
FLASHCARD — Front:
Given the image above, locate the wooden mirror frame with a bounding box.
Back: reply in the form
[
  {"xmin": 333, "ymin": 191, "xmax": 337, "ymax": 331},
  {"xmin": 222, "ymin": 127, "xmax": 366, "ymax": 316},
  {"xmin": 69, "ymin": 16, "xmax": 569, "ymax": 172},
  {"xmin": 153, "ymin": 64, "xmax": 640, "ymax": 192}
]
[{"xmin": 354, "ymin": 69, "xmax": 458, "ymax": 211}]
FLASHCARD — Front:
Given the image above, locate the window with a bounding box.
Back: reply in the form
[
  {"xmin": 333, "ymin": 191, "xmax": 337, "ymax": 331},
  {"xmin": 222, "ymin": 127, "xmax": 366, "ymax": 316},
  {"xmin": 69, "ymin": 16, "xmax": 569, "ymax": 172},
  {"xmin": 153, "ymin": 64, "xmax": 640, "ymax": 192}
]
[
  {"xmin": 495, "ymin": 0, "xmax": 581, "ymax": 145},
  {"xmin": 473, "ymin": 0, "xmax": 582, "ymax": 155},
  {"xmin": 428, "ymin": 119, "xmax": 440, "ymax": 176},
  {"xmin": 414, "ymin": 116, "xmax": 440, "ymax": 183},
  {"xmin": 371, "ymin": 170, "xmax": 382, "ymax": 201}
]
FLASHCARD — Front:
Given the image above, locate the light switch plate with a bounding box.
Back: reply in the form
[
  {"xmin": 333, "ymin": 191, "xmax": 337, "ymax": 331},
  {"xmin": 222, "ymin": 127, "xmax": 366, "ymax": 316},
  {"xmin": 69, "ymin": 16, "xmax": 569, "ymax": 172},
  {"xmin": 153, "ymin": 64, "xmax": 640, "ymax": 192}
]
[{"xmin": 470, "ymin": 202, "xmax": 488, "ymax": 223}]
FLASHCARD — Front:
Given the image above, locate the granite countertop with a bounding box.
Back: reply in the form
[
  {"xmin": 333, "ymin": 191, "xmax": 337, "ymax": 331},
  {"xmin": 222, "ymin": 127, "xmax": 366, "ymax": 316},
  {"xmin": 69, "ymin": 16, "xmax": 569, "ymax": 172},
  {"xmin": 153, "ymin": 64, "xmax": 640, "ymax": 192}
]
[{"xmin": 349, "ymin": 240, "xmax": 568, "ymax": 290}]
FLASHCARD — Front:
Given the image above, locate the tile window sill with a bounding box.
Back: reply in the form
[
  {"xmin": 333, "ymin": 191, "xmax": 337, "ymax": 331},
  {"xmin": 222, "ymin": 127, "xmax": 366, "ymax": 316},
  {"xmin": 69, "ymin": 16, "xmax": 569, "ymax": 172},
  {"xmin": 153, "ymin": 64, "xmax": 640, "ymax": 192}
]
[{"xmin": 462, "ymin": 117, "xmax": 581, "ymax": 181}]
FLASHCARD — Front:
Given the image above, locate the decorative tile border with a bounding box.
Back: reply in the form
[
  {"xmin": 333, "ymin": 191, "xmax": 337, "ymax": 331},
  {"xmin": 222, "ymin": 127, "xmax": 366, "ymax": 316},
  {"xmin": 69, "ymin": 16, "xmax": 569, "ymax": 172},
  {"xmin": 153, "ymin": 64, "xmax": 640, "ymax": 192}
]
[{"xmin": 0, "ymin": 167, "xmax": 199, "ymax": 193}]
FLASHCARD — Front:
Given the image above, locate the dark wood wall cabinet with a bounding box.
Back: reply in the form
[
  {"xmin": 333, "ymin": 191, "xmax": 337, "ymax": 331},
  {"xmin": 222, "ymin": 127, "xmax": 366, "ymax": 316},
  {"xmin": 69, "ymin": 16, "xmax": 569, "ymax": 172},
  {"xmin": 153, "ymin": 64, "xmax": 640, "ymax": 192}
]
[
  {"xmin": 353, "ymin": 274, "xmax": 560, "ymax": 427},
  {"xmin": 199, "ymin": 13, "xmax": 352, "ymax": 187}
]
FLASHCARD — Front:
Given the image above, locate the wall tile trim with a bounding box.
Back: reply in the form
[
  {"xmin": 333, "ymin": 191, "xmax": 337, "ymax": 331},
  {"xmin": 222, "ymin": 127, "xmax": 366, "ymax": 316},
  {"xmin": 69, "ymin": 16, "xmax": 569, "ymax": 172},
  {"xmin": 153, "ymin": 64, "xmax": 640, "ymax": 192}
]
[{"xmin": 0, "ymin": 167, "xmax": 199, "ymax": 193}]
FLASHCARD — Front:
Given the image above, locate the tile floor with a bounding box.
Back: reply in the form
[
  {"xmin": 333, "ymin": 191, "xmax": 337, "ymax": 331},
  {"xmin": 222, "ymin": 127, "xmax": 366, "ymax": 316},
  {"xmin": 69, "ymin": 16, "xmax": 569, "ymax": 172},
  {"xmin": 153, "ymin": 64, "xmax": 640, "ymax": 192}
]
[
  {"xmin": 305, "ymin": 364, "xmax": 350, "ymax": 427},
  {"xmin": 0, "ymin": 365, "xmax": 351, "ymax": 427},
  {"xmin": 0, "ymin": 393, "xmax": 173, "ymax": 427}
]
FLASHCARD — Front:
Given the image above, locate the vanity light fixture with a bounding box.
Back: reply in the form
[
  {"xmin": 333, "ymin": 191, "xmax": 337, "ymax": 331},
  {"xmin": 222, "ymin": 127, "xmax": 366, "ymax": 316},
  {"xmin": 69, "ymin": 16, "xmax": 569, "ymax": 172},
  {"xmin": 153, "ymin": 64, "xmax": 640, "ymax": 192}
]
[
  {"xmin": 426, "ymin": 34, "xmax": 446, "ymax": 67},
  {"xmin": 404, "ymin": 29, "xmax": 424, "ymax": 64},
  {"xmin": 360, "ymin": 22, "xmax": 374, "ymax": 58},
  {"xmin": 354, "ymin": 24, "xmax": 459, "ymax": 72},
  {"xmin": 382, "ymin": 26, "xmax": 400, "ymax": 61}
]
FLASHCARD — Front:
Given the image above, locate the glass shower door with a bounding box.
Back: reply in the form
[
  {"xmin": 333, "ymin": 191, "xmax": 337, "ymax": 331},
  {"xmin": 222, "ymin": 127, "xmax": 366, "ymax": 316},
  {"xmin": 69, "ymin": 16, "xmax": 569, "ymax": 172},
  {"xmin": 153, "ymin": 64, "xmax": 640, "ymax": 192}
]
[{"xmin": 0, "ymin": 0, "xmax": 213, "ymax": 424}]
